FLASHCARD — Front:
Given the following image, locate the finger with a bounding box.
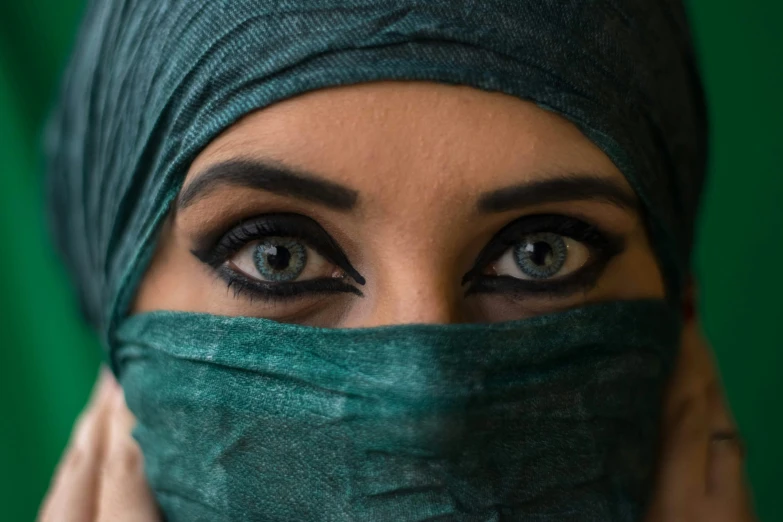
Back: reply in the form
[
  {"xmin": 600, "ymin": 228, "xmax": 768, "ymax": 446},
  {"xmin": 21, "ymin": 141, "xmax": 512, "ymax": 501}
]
[
  {"xmin": 649, "ymin": 319, "xmax": 713, "ymax": 515},
  {"xmin": 706, "ymin": 380, "xmax": 746, "ymax": 499},
  {"xmin": 663, "ymin": 321, "xmax": 716, "ymax": 428},
  {"xmin": 658, "ymin": 387, "xmax": 712, "ymax": 499},
  {"xmin": 707, "ymin": 388, "xmax": 757, "ymax": 521},
  {"xmin": 39, "ymin": 368, "xmax": 115, "ymax": 522},
  {"xmin": 681, "ymin": 300, "xmax": 748, "ymax": 501},
  {"xmin": 662, "ymin": 280, "xmax": 716, "ymax": 419},
  {"xmin": 95, "ymin": 383, "xmax": 161, "ymax": 522}
]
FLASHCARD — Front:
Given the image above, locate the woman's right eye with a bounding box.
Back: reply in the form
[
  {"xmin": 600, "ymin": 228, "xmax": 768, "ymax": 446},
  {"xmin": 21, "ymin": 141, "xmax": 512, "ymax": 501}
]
[
  {"xmin": 228, "ymin": 236, "xmax": 345, "ymax": 283},
  {"xmin": 191, "ymin": 213, "xmax": 365, "ymax": 301}
]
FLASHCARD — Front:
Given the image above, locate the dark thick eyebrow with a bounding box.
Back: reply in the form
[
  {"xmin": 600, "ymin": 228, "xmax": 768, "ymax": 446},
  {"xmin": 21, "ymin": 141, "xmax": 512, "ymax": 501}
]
[
  {"xmin": 177, "ymin": 159, "xmax": 358, "ymax": 211},
  {"xmin": 477, "ymin": 174, "xmax": 639, "ymax": 213}
]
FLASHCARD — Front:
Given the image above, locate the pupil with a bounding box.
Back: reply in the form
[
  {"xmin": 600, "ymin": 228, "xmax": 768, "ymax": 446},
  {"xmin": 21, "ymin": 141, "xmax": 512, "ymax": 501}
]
[
  {"xmin": 265, "ymin": 244, "xmax": 291, "ymax": 271},
  {"xmin": 526, "ymin": 241, "xmax": 553, "ymax": 266}
]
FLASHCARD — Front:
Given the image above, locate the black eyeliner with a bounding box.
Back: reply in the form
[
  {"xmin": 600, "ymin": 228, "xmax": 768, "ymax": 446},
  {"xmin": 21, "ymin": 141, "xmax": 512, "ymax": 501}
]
[
  {"xmin": 191, "ymin": 213, "xmax": 365, "ymax": 301},
  {"xmin": 218, "ymin": 265, "xmax": 363, "ymax": 301},
  {"xmin": 465, "ymin": 263, "xmax": 610, "ymax": 297},
  {"xmin": 462, "ymin": 214, "xmax": 625, "ymax": 296}
]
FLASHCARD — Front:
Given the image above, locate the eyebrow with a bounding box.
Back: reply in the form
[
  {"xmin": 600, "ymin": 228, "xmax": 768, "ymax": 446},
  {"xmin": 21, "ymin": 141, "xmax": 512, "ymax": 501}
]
[
  {"xmin": 177, "ymin": 159, "xmax": 358, "ymax": 211},
  {"xmin": 477, "ymin": 174, "xmax": 639, "ymax": 214}
]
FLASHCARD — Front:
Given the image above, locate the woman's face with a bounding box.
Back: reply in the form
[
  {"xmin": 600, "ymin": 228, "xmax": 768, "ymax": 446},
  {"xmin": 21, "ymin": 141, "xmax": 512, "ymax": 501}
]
[{"xmin": 133, "ymin": 81, "xmax": 664, "ymax": 326}]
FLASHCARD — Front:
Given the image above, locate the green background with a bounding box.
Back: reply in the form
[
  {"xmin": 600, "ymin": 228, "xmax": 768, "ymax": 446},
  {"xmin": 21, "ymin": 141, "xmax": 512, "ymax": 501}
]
[{"xmin": 0, "ymin": 1, "xmax": 780, "ymax": 520}]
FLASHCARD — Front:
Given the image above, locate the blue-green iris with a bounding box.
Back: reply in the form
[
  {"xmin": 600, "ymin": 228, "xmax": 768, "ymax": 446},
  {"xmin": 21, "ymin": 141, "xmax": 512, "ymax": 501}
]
[
  {"xmin": 253, "ymin": 237, "xmax": 307, "ymax": 282},
  {"xmin": 514, "ymin": 232, "xmax": 567, "ymax": 279}
]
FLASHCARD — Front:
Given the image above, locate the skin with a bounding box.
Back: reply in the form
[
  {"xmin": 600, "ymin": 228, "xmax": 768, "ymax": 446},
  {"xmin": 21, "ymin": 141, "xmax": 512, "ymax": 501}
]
[{"xmin": 39, "ymin": 82, "xmax": 755, "ymax": 520}]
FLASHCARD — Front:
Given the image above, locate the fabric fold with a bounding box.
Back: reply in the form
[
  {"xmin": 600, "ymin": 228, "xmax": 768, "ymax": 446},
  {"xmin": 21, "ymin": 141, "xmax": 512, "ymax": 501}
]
[{"xmin": 116, "ymin": 300, "xmax": 679, "ymax": 521}]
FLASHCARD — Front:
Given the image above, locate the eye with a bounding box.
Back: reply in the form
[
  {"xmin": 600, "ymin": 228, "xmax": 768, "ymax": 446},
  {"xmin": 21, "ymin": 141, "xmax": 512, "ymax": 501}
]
[
  {"xmin": 463, "ymin": 214, "xmax": 625, "ymax": 297},
  {"xmin": 491, "ymin": 232, "xmax": 591, "ymax": 281},
  {"xmin": 229, "ymin": 236, "xmax": 342, "ymax": 283},
  {"xmin": 191, "ymin": 213, "xmax": 365, "ymax": 301}
]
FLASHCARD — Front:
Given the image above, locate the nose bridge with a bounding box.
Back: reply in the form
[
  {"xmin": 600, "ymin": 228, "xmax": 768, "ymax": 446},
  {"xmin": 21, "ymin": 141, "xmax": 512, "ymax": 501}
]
[
  {"xmin": 353, "ymin": 156, "xmax": 472, "ymax": 327},
  {"xmin": 359, "ymin": 255, "xmax": 464, "ymax": 327},
  {"xmin": 378, "ymin": 281, "xmax": 461, "ymax": 327}
]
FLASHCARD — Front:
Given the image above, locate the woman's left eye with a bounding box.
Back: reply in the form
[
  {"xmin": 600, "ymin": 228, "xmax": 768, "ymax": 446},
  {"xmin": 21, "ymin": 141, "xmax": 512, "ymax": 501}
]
[
  {"xmin": 490, "ymin": 232, "xmax": 591, "ymax": 281},
  {"xmin": 463, "ymin": 214, "xmax": 625, "ymax": 296},
  {"xmin": 229, "ymin": 236, "xmax": 342, "ymax": 283}
]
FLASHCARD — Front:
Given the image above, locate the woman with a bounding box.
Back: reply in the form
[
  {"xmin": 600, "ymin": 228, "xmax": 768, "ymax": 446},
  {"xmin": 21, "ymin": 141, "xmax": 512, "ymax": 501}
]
[{"xmin": 39, "ymin": 1, "xmax": 755, "ymax": 521}]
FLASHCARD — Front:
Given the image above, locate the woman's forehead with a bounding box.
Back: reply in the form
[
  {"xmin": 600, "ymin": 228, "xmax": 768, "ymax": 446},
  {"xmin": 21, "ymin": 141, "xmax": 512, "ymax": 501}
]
[{"xmin": 186, "ymin": 81, "xmax": 631, "ymax": 201}]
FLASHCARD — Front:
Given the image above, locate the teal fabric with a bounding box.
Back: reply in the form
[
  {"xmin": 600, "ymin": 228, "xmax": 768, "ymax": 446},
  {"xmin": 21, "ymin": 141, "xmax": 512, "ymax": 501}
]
[
  {"xmin": 117, "ymin": 300, "xmax": 679, "ymax": 521},
  {"xmin": 44, "ymin": 1, "xmax": 707, "ymax": 520}
]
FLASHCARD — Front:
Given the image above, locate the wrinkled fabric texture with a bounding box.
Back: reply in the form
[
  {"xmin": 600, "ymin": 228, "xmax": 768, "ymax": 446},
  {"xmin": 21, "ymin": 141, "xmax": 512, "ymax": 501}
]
[
  {"xmin": 118, "ymin": 301, "xmax": 678, "ymax": 521},
  {"xmin": 45, "ymin": 1, "xmax": 707, "ymax": 521}
]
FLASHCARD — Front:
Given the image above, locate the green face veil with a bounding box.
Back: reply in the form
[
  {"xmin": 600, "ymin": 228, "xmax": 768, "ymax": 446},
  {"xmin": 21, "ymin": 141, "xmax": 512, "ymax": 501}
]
[{"xmin": 46, "ymin": 1, "xmax": 708, "ymax": 521}]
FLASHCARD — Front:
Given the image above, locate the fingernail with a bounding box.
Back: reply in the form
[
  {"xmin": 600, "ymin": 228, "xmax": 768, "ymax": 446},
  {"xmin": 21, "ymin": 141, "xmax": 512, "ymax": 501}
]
[
  {"xmin": 101, "ymin": 366, "xmax": 121, "ymax": 390},
  {"xmin": 88, "ymin": 367, "xmax": 118, "ymax": 409},
  {"xmin": 87, "ymin": 366, "xmax": 107, "ymax": 403},
  {"xmin": 113, "ymin": 382, "xmax": 127, "ymax": 407},
  {"xmin": 710, "ymin": 432, "xmax": 746, "ymax": 458}
]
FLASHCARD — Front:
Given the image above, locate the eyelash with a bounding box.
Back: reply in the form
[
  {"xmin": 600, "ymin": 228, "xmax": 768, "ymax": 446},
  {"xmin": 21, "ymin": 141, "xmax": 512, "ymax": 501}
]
[
  {"xmin": 191, "ymin": 214, "xmax": 364, "ymax": 302},
  {"xmin": 462, "ymin": 214, "xmax": 625, "ymax": 297},
  {"xmin": 192, "ymin": 213, "xmax": 624, "ymax": 303}
]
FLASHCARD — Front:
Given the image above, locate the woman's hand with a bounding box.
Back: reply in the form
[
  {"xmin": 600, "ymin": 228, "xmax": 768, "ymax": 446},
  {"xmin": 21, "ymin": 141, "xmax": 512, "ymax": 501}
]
[
  {"xmin": 645, "ymin": 295, "xmax": 757, "ymax": 521},
  {"xmin": 37, "ymin": 369, "xmax": 161, "ymax": 522}
]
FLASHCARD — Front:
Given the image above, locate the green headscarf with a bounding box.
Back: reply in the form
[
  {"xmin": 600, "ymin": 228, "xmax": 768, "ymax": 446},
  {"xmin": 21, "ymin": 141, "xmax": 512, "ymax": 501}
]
[{"xmin": 46, "ymin": 1, "xmax": 707, "ymax": 520}]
